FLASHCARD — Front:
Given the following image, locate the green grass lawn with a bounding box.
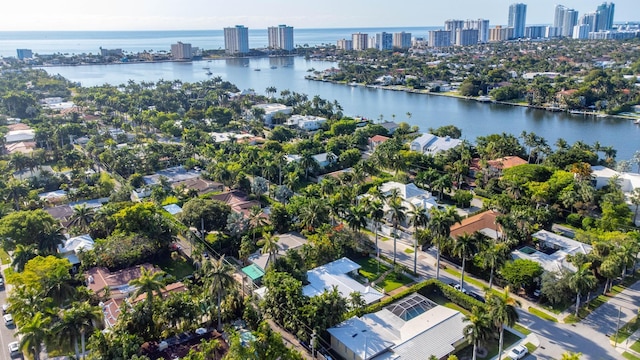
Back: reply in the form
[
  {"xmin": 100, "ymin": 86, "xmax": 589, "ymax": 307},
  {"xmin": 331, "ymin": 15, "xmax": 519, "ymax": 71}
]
[
  {"xmin": 513, "ymin": 324, "xmax": 532, "ymax": 336},
  {"xmin": 524, "ymin": 342, "xmax": 538, "ymax": 353},
  {"xmin": 0, "ymin": 248, "xmax": 10, "ymax": 265},
  {"xmin": 355, "ymin": 257, "xmax": 391, "ymax": 282},
  {"xmin": 623, "ymin": 352, "xmax": 640, "ymax": 360},
  {"xmin": 404, "ymin": 248, "xmax": 414, "ymax": 254},
  {"xmin": 564, "ymin": 295, "xmax": 608, "ymax": 323},
  {"xmin": 528, "ymin": 307, "xmax": 558, "ymax": 322},
  {"xmin": 377, "ymin": 271, "xmax": 413, "ymax": 293},
  {"xmin": 428, "ymin": 292, "xmax": 470, "ymax": 315},
  {"xmin": 157, "ymin": 255, "xmax": 196, "ymax": 280},
  {"xmin": 443, "ymin": 267, "xmax": 501, "ymax": 297},
  {"xmin": 630, "ymin": 339, "xmax": 640, "ymax": 353},
  {"xmin": 612, "ymin": 317, "xmax": 639, "ymax": 344},
  {"xmin": 455, "ymin": 329, "xmax": 521, "ymax": 359}
]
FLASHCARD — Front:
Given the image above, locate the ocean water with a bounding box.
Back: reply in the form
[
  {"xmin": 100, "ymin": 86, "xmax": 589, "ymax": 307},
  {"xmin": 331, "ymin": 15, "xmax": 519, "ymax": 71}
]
[{"xmin": 0, "ymin": 27, "xmax": 439, "ymax": 57}]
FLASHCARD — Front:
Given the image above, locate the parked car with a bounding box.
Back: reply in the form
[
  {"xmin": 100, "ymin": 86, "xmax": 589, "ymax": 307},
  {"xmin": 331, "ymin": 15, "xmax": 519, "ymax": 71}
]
[
  {"xmin": 469, "ymin": 292, "xmax": 485, "ymax": 303},
  {"xmin": 1, "ymin": 304, "xmax": 8, "ymax": 314},
  {"xmin": 8, "ymin": 341, "xmax": 20, "ymax": 356},
  {"xmin": 0, "ymin": 277, "xmax": 4, "ymax": 288},
  {"xmin": 3, "ymin": 314, "xmax": 14, "ymax": 326},
  {"xmin": 507, "ymin": 345, "xmax": 529, "ymax": 359},
  {"xmin": 453, "ymin": 283, "xmax": 468, "ymax": 294}
]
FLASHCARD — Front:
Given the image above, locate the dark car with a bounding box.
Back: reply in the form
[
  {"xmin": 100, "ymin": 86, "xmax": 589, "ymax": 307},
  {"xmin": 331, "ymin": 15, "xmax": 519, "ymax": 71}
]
[{"xmin": 469, "ymin": 292, "xmax": 485, "ymax": 303}]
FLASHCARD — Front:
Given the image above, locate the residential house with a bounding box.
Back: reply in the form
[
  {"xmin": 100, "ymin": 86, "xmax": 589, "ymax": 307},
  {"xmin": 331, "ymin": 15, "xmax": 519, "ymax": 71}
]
[
  {"xmin": 450, "ymin": 210, "xmax": 503, "ymax": 240},
  {"xmin": 379, "ymin": 121, "xmax": 400, "ymax": 135},
  {"xmin": 243, "ymin": 232, "xmax": 308, "ymax": 282},
  {"xmin": 58, "ymin": 234, "xmax": 94, "ymax": 272},
  {"xmin": 591, "ymin": 165, "xmax": 640, "ymax": 225},
  {"xmin": 209, "ymin": 190, "xmax": 262, "ymax": 218},
  {"xmin": 172, "ymin": 178, "xmax": 223, "ymax": 196},
  {"xmin": 328, "ymin": 293, "xmax": 466, "ymax": 360},
  {"xmin": 410, "ymin": 133, "xmax": 462, "ymax": 156},
  {"xmin": 4, "ymin": 123, "xmax": 35, "ymax": 144},
  {"xmin": 368, "ymin": 135, "xmax": 391, "ymax": 151},
  {"xmin": 512, "ymin": 230, "xmax": 592, "ymax": 272},
  {"xmin": 303, "ymin": 257, "xmax": 384, "ymax": 305},
  {"xmin": 486, "ymin": 156, "xmax": 528, "ymax": 174},
  {"xmin": 253, "ymin": 103, "xmax": 292, "ymax": 126},
  {"xmin": 379, "ymin": 181, "xmax": 439, "ymax": 224},
  {"xmin": 286, "ymin": 115, "xmax": 327, "ymax": 131},
  {"xmin": 5, "ymin": 141, "xmax": 36, "ymax": 154},
  {"xmin": 86, "ymin": 263, "xmax": 159, "ymax": 299}
]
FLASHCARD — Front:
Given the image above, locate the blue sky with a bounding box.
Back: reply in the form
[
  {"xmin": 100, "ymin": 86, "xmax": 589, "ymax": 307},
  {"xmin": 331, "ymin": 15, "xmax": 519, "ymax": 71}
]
[{"xmin": 1, "ymin": 0, "xmax": 636, "ymax": 31}]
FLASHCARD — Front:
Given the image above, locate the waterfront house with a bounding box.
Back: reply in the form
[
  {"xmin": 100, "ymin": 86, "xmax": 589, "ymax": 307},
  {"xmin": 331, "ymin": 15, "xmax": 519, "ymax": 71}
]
[
  {"xmin": 378, "ymin": 181, "xmax": 439, "ymax": 225},
  {"xmin": 410, "ymin": 133, "xmax": 462, "ymax": 156},
  {"xmin": 328, "ymin": 293, "xmax": 466, "ymax": 360},
  {"xmin": 253, "ymin": 103, "xmax": 292, "ymax": 126},
  {"xmin": 368, "ymin": 135, "xmax": 391, "ymax": 151},
  {"xmin": 379, "ymin": 121, "xmax": 400, "ymax": 134},
  {"xmin": 285, "ymin": 115, "xmax": 327, "ymax": 131}
]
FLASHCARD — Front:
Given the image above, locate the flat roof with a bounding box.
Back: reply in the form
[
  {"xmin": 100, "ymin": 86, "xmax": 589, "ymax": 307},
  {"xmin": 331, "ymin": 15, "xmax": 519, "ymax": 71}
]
[
  {"xmin": 242, "ymin": 264, "xmax": 265, "ymax": 281},
  {"xmin": 303, "ymin": 257, "xmax": 383, "ymax": 304}
]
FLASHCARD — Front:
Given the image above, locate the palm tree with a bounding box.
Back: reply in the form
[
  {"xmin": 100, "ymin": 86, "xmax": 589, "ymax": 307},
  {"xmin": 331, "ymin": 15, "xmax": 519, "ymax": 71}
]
[
  {"xmin": 18, "ymin": 312, "xmax": 51, "ymax": 360},
  {"xmin": 129, "ymin": 266, "xmax": 166, "ymax": 306},
  {"xmin": 11, "ymin": 243, "xmax": 37, "ymax": 272},
  {"xmin": 569, "ymin": 262, "xmax": 597, "ymax": 317},
  {"xmin": 452, "ymin": 232, "xmax": 480, "ymax": 290},
  {"xmin": 428, "ymin": 206, "xmax": 462, "ymax": 279},
  {"xmin": 248, "ymin": 206, "xmax": 266, "ymax": 241},
  {"xmin": 385, "ymin": 194, "xmax": 407, "ymax": 265},
  {"xmin": 206, "ymin": 256, "xmax": 236, "ymax": 331},
  {"xmin": 68, "ymin": 205, "xmax": 95, "ymax": 233},
  {"xmin": 487, "ymin": 286, "xmax": 521, "ymax": 360},
  {"xmin": 481, "ymin": 242, "xmax": 509, "ymax": 290},
  {"xmin": 53, "ymin": 301, "xmax": 103, "ymax": 359},
  {"xmin": 257, "ymin": 232, "xmax": 280, "ymax": 267},
  {"xmin": 4, "ymin": 179, "xmax": 29, "ymax": 210},
  {"xmin": 407, "ymin": 203, "xmax": 429, "ymax": 273},
  {"xmin": 38, "ymin": 223, "xmax": 66, "ymax": 255},
  {"xmin": 345, "ymin": 204, "xmax": 368, "ymax": 235},
  {"xmin": 463, "ymin": 306, "xmax": 493, "ymax": 360}
]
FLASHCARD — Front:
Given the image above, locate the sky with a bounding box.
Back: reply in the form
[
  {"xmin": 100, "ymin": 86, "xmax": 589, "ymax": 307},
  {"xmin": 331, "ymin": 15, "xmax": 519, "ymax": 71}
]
[{"xmin": 0, "ymin": 0, "xmax": 637, "ymax": 31}]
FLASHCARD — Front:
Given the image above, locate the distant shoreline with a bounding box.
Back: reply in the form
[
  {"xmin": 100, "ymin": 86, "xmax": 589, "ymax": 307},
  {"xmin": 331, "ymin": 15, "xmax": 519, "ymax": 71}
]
[{"xmin": 304, "ymin": 76, "xmax": 640, "ymax": 122}]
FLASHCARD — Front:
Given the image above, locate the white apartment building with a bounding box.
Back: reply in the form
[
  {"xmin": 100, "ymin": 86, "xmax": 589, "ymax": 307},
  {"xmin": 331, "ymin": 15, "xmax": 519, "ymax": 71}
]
[{"xmin": 224, "ymin": 25, "xmax": 249, "ymax": 54}]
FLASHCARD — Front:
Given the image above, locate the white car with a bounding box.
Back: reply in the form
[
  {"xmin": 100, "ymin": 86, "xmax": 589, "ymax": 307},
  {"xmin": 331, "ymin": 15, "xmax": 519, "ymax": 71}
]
[
  {"xmin": 3, "ymin": 314, "xmax": 13, "ymax": 326},
  {"xmin": 2, "ymin": 304, "xmax": 8, "ymax": 314},
  {"xmin": 508, "ymin": 345, "xmax": 529, "ymax": 360},
  {"xmin": 8, "ymin": 341, "xmax": 19, "ymax": 355},
  {"xmin": 453, "ymin": 284, "xmax": 468, "ymax": 294}
]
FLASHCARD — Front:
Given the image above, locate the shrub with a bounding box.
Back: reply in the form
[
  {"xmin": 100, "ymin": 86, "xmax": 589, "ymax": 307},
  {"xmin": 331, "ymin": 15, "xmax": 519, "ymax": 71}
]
[
  {"xmin": 566, "ymin": 213, "xmax": 583, "ymax": 228},
  {"xmin": 582, "ymin": 217, "xmax": 596, "ymax": 230}
]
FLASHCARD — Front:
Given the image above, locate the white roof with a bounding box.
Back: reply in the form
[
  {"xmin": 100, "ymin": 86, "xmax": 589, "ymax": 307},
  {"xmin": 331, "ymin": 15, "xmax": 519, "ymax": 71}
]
[
  {"xmin": 303, "ymin": 257, "xmax": 384, "ymax": 305},
  {"xmin": 513, "ymin": 230, "xmax": 593, "ymax": 272},
  {"xmin": 410, "ymin": 133, "xmax": 462, "ymax": 155},
  {"xmin": 379, "ymin": 182, "xmax": 438, "ymax": 214},
  {"xmin": 58, "ymin": 234, "xmax": 94, "ymax": 254},
  {"xmin": 591, "ymin": 165, "xmax": 640, "ymax": 193},
  {"xmin": 163, "ymin": 204, "xmax": 183, "ymax": 215},
  {"xmin": 253, "ymin": 103, "xmax": 291, "ymax": 113},
  {"xmin": 250, "ymin": 232, "xmax": 308, "ymax": 271},
  {"xmin": 38, "ymin": 190, "xmax": 67, "ymax": 200},
  {"xmin": 328, "ymin": 294, "xmax": 465, "ymax": 360},
  {"xmin": 5, "ymin": 129, "xmax": 35, "ymax": 143}
]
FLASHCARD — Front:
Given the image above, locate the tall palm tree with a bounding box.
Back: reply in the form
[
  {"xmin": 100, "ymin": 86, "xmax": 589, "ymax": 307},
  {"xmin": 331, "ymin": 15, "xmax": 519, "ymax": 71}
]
[
  {"xmin": 345, "ymin": 204, "xmax": 368, "ymax": 235},
  {"xmin": 248, "ymin": 206, "xmax": 266, "ymax": 241},
  {"xmin": 206, "ymin": 256, "xmax": 235, "ymax": 331},
  {"xmin": 38, "ymin": 222, "xmax": 66, "ymax": 255},
  {"xmin": 4, "ymin": 179, "xmax": 29, "ymax": 210},
  {"xmin": 53, "ymin": 301, "xmax": 103, "ymax": 359},
  {"xmin": 11, "ymin": 243, "xmax": 37, "ymax": 272},
  {"xmin": 68, "ymin": 205, "xmax": 95, "ymax": 233},
  {"xmin": 481, "ymin": 242, "xmax": 509, "ymax": 290},
  {"xmin": 407, "ymin": 203, "xmax": 429, "ymax": 273},
  {"xmin": 452, "ymin": 232, "xmax": 480, "ymax": 290},
  {"xmin": 18, "ymin": 312, "xmax": 51, "ymax": 360},
  {"xmin": 428, "ymin": 206, "xmax": 462, "ymax": 279},
  {"xmin": 257, "ymin": 232, "xmax": 280, "ymax": 267},
  {"xmin": 569, "ymin": 262, "xmax": 597, "ymax": 317},
  {"xmin": 487, "ymin": 286, "xmax": 521, "ymax": 360},
  {"xmin": 129, "ymin": 267, "xmax": 166, "ymax": 307},
  {"xmin": 385, "ymin": 194, "xmax": 407, "ymax": 265},
  {"xmin": 463, "ymin": 306, "xmax": 493, "ymax": 360}
]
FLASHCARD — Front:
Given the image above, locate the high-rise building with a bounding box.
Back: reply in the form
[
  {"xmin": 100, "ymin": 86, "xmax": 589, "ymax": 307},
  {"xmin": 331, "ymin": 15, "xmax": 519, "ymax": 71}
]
[
  {"xmin": 508, "ymin": 3, "xmax": 527, "ymax": 38},
  {"xmin": 16, "ymin": 49, "xmax": 33, "ymax": 60},
  {"xmin": 596, "ymin": 2, "xmax": 615, "ymax": 31},
  {"xmin": 393, "ymin": 32, "xmax": 412, "ymax": 49},
  {"xmin": 579, "ymin": 13, "xmax": 598, "ymax": 33},
  {"xmin": 337, "ymin": 39, "xmax": 353, "ymax": 51},
  {"xmin": 573, "ymin": 24, "xmax": 591, "ymax": 39},
  {"xmin": 224, "ymin": 25, "xmax": 249, "ymax": 55},
  {"xmin": 428, "ymin": 30, "xmax": 451, "ymax": 48},
  {"xmin": 352, "ymin": 33, "xmax": 368, "ymax": 50},
  {"xmin": 463, "ymin": 19, "xmax": 490, "ymax": 43},
  {"xmin": 268, "ymin": 25, "xmax": 294, "ymax": 51},
  {"xmin": 455, "ymin": 29, "xmax": 479, "ymax": 46},
  {"xmin": 562, "ymin": 9, "xmax": 579, "ymax": 37},
  {"xmin": 554, "ymin": 5, "xmax": 568, "ymax": 33},
  {"xmin": 368, "ymin": 37, "xmax": 378, "ymax": 49},
  {"xmin": 171, "ymin": 42, "xmax": 193, "ymax": 60},
  {"xmin": 376, "ymin": 32, "xmax": 393, "ymax": 50},
  {"xmin": 525, "ymin": 26, "xmax": 547, "ymax": 39},
  {"xmin": 445, "ymin": 19, "xmax": 465, "ymax": 45},
  {"xmin": 489, "ymin": 26, "xmax": 514, "ymax": 42},
  {"xmin": 546, "ymin": 26, "xmax": 561, "ymax": 38}
]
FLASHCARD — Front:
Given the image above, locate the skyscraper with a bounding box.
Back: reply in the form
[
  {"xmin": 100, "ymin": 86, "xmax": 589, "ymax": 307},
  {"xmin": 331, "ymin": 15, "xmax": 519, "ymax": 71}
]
[
  {"xmin": 464, "ymin": 19, "xmax": 490, "ymax": 43},
  {"xmin": 579, "ymin": 12, "xmax": 598, "ymax": 33},
  {"xmin": 455, "ymin": 29, "xmax": 479, "ymax": 46},
  {"xmin": 336, "ymin": 39, "xmax": 353, "ymax": 51},
  {"xmin": 224, "ymin": 25, "xmax": 249, "ymax": 55},
  {"xmin": 268, "ymin": 25, "xmax": 294, "ymax": 51},
  {"xmin": 352, "ymin": 33, "xmax": 368, "ymax": 51},
  {"xmin": 171, "ymin": 42, "xmax": 192, "ymax": 60},
  {"xmin": 562, "ymin": 9, "xmax": 579, "ymax": 37},
  {"xmin": 444, "ymin": 19, "xmax": 465, "ymax": 45},
  {"xmin": 393, "ymin": 32, "xmax": 412, "ymax": 49},
  {"xmin": 428, "ymin": 30, "xmax": 451, "ymax": 48},
  {"xmin": 376, "ymin": 32, "xmax": 393, "ymax": 50},
  {"xmin": 596, "ymin": 2, "xmax": 615, "ymax": 31},
  {"xmin": 508, "ymin": 3, "xmax": 527, "ymax": 38}
]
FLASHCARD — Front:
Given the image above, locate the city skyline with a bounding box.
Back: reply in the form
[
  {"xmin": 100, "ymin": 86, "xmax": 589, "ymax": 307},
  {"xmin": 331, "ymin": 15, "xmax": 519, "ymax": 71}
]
[{"xmin": 0, "ymin": 0, "xmax": 637, "ymax": 31}]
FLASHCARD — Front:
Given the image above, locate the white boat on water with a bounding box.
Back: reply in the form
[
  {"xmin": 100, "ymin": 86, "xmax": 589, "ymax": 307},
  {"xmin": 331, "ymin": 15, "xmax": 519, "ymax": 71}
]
[{"xmin": 634, "ymin": 119, "xmax": 640, "ymax": 125}]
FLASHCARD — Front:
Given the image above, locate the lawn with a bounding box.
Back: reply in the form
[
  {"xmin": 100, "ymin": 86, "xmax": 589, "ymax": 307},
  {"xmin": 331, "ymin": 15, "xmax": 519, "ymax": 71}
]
[
  {"xmin": 524, "ymin": 342, "xmax": 538, "ymax": 353},
  {"xmin": 612, "ymin": 317, "xmax": 639, "ymax": 344},
  {"xmin": 377, "ymin": 271, "xmax": 413, "ymax": 293},
  {"xmin": 564, "ymin": 294, "xmax": 609, "ymax": 323},
  {"xmin": 157, "ymin": 255, "xmax": 196, "ymax": 280},
  {"xmin": 455, "ymin": 329, "xmax": 521, "ymax": 359},
  {"xmin": 443, "ymin": 267, "xmax": 501, "ymax": 297},
  {"xmin": 0, "ymin": 248, "xmax": 10, "ymax": 266},
  {"xmin": 623, "ymin": 352, "xmax": 640, "ymax": 360},
  {"xmin": 428, "ymin": 292, "xmax": 470, "ymax": 315},
  {"xmin": 631, "ymin": 339, "xmax": 640, "ymax": 353},
  {"xmin": 513, "ymin": 324, "xmax": 532, "ymax": 336},
  {"xmin": 355, "ymin": 257, "xmax": 390, "ymax": 282},
  {"xmin": 404, "ymin": 248, "xmax": 414, "ymax": 254},
  {"xmin": 528, "ymin": 307, "xmax": 558, "ymax": 322}
]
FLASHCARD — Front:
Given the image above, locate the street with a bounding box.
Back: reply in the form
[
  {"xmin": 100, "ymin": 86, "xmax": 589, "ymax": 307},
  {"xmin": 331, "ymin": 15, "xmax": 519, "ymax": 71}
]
[
  {"xmin": 0, "ymin": 269, "xmax": 21, "ymax": 360},
  {"xmin": 372, "ymin": 233, "xmax": 625, "ymax": 360}
]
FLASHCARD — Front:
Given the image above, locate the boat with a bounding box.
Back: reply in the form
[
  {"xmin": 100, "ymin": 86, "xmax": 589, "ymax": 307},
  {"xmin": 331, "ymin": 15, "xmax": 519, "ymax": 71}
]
[
  {"xmin": 569, "ymin": 110, "xmax": 583, "ymax": 115},
  {"xmin": 270, "ymin": 66, "xmax": 277, "ymax": 69},
  {"xmin": 597, "ymin": 113, "xmax": 608, "ymax": 118},
  {"xmin": 254, "ymin": 68, "xmax": 261, "ymax": 71},
  {"xmin": 634, "ymin": 119, "xmax": 640, "ymax": 125},
  {"xmin": 203, "ymin": 66, "xmax": 210, "ymax": 70},
  {"xmin": 206, "ymin": 71, "xmax": 213, "ymax": 75}
]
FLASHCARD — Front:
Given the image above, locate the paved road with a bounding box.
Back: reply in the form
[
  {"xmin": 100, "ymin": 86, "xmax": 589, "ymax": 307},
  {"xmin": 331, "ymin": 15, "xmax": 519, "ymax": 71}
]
[
  {"xmin": 0, "ymin": 267, "xmax": 22, "ymax": 360},
  {"xmin": 372, "ymin": 232, "xmax": 624, "ymax": 360}
]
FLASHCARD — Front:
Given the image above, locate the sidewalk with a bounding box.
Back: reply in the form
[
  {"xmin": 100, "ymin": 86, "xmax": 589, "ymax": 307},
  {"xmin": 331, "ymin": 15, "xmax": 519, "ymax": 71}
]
[{"xmin": 617, "ymin": 328, "xmax": 640, "ymax": 357}]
